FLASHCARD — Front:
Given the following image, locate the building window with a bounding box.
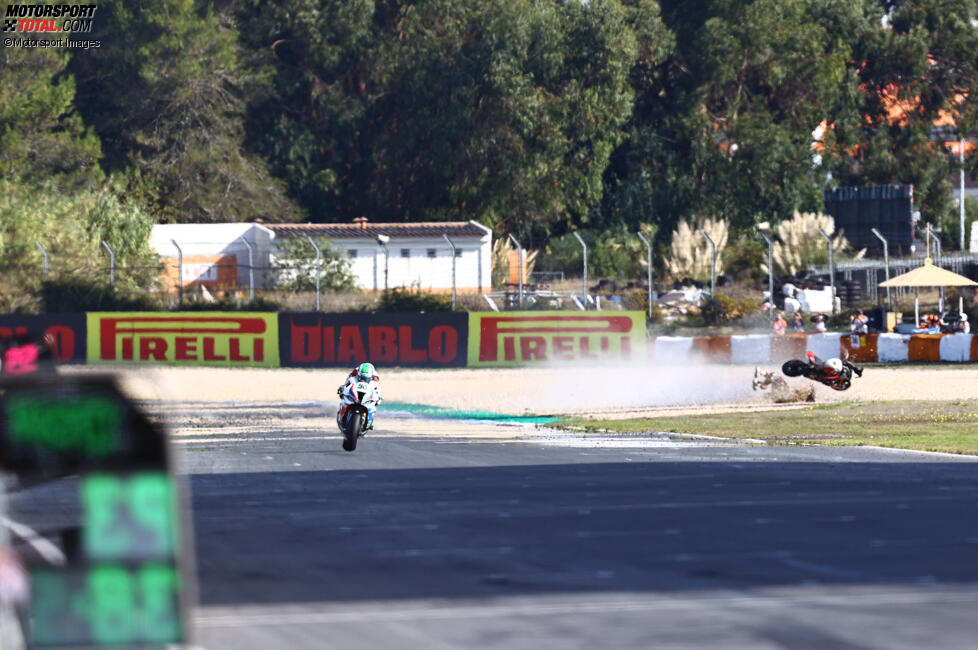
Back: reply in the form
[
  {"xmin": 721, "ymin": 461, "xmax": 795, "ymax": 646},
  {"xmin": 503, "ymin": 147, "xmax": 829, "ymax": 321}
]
[
  {"xmin": 427, "ymin": 248, "xmax": 437, "ymax": 258},
  {"xmin": 400, "ymin": 248, "xmax": 410, "ymax": 258},
  {"xmin": 347, "ymin": 249, "xmax": 357, "ymax": 258}
]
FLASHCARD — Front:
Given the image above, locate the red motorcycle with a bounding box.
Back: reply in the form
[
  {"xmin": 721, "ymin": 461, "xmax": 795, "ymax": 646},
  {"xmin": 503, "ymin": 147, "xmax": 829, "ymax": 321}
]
[{"xmin": 781, "ymin": 353, "xmax": 862, "ymax": 391}]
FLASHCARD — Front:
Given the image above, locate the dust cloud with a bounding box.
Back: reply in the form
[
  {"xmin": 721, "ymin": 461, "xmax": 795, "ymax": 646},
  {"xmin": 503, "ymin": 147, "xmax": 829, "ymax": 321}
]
[{"xmin": 535, "ymin": 361, "xmax": 760, "ymax": 412}]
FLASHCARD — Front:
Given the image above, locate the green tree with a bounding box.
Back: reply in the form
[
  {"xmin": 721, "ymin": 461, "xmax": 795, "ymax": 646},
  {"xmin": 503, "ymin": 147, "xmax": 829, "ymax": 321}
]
[
  {"xmin": 827, "ymin": 0, "xmax": 978, "ymax": 230},
  {"xmin": 606, "ymin": 0, "xmax": 857, "ymax": 243},
  {"xmin": 69, "ymin": 0, "xmax": 299, "ymax": 223},
  {"xmin": 536, "ymin": 226, "xmax": 650, "ymax": 280},
  {"xmin": 240, "ymin": 0, "xmax": 642, "ymax": 241},
  {"xmin": 0, "ymin": 177, "xmax": 159, "ymax": 312},
  {"xmin": 0, "ymin": 0, "xmax": 102, "ymax": 187}
]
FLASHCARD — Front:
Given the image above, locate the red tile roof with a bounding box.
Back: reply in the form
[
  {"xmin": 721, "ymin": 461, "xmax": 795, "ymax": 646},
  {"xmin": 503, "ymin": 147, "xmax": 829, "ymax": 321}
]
[{"xmin": 266, "ymin": 221, "xmax": 489, "ymax": 239}]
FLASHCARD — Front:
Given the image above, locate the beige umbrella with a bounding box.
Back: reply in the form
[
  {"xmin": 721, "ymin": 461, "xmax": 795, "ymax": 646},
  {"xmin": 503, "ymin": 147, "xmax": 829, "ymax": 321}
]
[{"xmin": 879, "ymin": 257, "xmax": 977, "ymax": 326}]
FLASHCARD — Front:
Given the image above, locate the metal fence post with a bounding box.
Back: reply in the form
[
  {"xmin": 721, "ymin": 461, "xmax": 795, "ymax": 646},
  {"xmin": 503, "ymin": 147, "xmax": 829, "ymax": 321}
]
[
  {"xmin": 572, "ymin": 231, "xmax": 588, "ymax": 310},
  {"xmin": 171, "ymin": 239, "xmax": 183, "ymax": 307},
  {"xmin": 636, "ymin": 231, "xmax": 654, "ymax": 320},
  {"xmin": 928, "ymin": 224, "xmax": 945, "ymax": 311},
  {"xmin": 443, "ymin": 234, "xmax": 457, "ymax": 311},
  {"xmin": 305, "ymin": 235, "xmax": 322, "ymax": 311},
  {"xmin": 507, "ymin": 234, "xmax": 523, "ymax": 309},
  {"xmin": 757, "ymin": 228, "xmax": 775, "ymax": 323},
  {"xmin": 870, "ymin": 228, "xmax": 892, "ymax": 315},
  {"xmin": 35, "ymin": 241, "xmax": 49, "ymax": 281},
  {"xmin": 376, "ymin": 234, "xmax": 390, "ymax": 291},
  {"xmin": 817, "ymin": 227, "xmax": 836, "ymax": 314},
  {"xmin": 101, "ymin": 240, "xmax": 115, "ymax": 285},
  {"xmin": 700, "ymin": 231, "xmax": 717, "ymax": 299},
  {"xmin": 700, "ymin": 230, "xmax": 717, "ymax": 322},
  {"xmin": 961, "ymin": 139, "xmax": 966, "ymax": 251},
  {"xmin": 238, "ymin": 236, "xmax": 255, "ymax": 303}
]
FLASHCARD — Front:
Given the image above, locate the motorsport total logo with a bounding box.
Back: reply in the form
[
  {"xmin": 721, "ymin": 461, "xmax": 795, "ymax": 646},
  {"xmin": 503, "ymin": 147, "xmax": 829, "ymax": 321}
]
[{"xmin": 3, "ymin": 3, "xmax": 97, "ymax": 34}]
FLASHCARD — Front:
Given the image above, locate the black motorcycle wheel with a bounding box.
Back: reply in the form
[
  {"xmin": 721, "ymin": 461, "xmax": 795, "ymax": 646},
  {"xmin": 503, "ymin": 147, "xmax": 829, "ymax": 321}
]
[
  {"xmin": 342, "ymin": 412, "xmax": 361, "ymax": 452},
  {"xmin": 830, "ymin": 368, "xmax": 853, "ymax": 391},
  {"xmin": 782, "ymin": 360, "xmax": 808, "ymax": 377}
]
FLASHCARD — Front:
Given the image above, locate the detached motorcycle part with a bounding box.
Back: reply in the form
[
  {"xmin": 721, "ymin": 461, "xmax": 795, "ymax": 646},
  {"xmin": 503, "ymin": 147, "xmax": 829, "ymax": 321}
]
[{"xmin": 781, "ymin": 360, "xmax": 807, "ymax": 377}]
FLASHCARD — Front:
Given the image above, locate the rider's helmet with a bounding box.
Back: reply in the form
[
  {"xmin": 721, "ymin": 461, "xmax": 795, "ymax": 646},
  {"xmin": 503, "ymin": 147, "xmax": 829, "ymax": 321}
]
[
  {"xmin": 357, "ymin": 362, "xmax": 376, "ymax": 381},
  {"xmin": 825, "ymin": 358, "xmax": 843, "ymax": 374}
]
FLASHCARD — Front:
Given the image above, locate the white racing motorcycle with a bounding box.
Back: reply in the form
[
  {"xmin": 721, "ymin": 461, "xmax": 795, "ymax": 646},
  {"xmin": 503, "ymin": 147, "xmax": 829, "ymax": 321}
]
[{"xmin": 336, "ymin": 375, "xmax": 381, "ymax": 451}]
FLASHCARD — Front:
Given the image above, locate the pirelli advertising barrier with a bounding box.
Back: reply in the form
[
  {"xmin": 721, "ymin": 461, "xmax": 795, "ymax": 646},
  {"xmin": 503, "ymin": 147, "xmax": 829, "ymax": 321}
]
[
  {"xmin": 280, "ymin": 312, "xmax": 468, "ymax": 368},
  {"xmin": 87, "ymin": 312, "xmax": 279, "ymax": 367},
  {"xmin": 82, "ymin": 312, "xmax": 466, "ymax": 368},
  {"xmin": 0, "ymin": 313, "xmax": 87, "ymax": 363},
  {"xmin": 468, "ymin": 311, "xmax": 647, "ymax": 367}
]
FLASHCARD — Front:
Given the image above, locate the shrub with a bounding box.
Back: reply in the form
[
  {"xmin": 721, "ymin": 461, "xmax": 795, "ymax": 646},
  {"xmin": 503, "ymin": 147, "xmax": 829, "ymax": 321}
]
[
  {"xmin": 665, "ymin": 217, "xmax": 728, "ymax": 283},
  {"xmin": 378, "ymin": 287, "xmax": 453, "ymax": 312}
]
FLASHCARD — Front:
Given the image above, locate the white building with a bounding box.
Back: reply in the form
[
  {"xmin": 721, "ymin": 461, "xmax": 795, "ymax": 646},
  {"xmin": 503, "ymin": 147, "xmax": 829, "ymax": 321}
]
[
  {"xmin": 266, "ymin": 219, "xmax": 492, "ymax": 293},
  {"xmin": 150, "ymin": 219, "xmax": 493, "ymax": 294},
  {"xmin": 150, "ymin": 223, "xmax": 276, "ymax": 291}
]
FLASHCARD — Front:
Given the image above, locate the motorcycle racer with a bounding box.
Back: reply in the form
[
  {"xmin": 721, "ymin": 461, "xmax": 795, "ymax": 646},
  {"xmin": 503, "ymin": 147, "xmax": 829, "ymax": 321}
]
[
  {"xmin": 337, "ymin": 363, "xmax": 383, "ymax": 430},
  {"xmin": 807, "ymin": 351, "xmax": 862, "ymax": 380}
]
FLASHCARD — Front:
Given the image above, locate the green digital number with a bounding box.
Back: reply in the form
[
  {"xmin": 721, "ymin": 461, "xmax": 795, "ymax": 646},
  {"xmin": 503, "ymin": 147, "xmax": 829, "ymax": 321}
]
[
  {"xmin": 30, "ymin": 566, "xmax": 182, "ymax": 646},
  {"xmin": 130, "ymin": 472, "xmax": 177, "ymax": 557},
  {"xmin": 138, "ymin": 563, "xmax": 182, "ymax": 642},
  {"xmin": 82, "ymin": 474, "xmax": 131, "ymax": 559},
  {"xmin": 82, "ymin": 472, "xmax": 176, "ymax": 560},
  {"xmin": 29, "ymin": 569, "xmax": 73, "ymax": 646},
  {"xmin": 7, "ymin": 396, "xmax": 122, "ymax": 456},
  {"xmin": 88, "ymin": 565, "xmax": 135, "ymax": 645}
]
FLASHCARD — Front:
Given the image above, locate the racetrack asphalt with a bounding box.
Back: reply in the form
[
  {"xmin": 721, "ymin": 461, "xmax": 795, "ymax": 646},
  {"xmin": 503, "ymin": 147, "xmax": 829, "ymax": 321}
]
[{"xmin": 167, "ymin": 406, "xmax": 978, "ymax": 650}]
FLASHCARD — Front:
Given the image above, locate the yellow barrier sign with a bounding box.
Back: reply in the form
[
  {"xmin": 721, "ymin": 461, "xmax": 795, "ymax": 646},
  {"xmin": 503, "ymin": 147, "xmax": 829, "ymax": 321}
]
[
  {"xmin": 467, "ymin": 311, "xmax": 646, "ymax": 366},
  {"xmin": 87, "ymin": 312, "xmax": 279, "ymax": 367}
]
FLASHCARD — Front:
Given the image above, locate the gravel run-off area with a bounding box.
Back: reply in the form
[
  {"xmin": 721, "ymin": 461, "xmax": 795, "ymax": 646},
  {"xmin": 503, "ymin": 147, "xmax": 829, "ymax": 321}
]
[{"xmin": 62, "ymin": 363, "xmax": 978, "ymax": 421}]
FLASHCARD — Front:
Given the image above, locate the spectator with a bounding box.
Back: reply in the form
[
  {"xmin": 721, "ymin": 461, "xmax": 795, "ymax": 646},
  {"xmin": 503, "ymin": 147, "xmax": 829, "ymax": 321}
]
[
  {"xmin": 958, "ymin": 314, "xmax": 970, "ymax": 334},
  {"xmin": 772, "ymin": 312, "xmax": 787, "ymax": 336},
  {"xmin": 813, "ymin": 312, "xmax": 827, "ymax": 333},
  {"xmin": 791, "ymin": 313, "xmax": 805, "ymax": 333},
  {"xmin": 850, "ymin": 308, "xmax": 869, "ymax": 334}
]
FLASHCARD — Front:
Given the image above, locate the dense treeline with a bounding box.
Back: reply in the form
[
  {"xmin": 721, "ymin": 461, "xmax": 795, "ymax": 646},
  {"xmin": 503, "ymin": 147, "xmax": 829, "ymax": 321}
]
[{"xmin": 1, "ymin": 0, "xmax": 976, "ymax": 309}]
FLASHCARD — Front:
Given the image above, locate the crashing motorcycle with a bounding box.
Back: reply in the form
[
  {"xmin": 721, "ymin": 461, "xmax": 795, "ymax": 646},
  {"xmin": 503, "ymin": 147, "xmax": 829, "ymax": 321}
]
[
  {"xmin": 336, "ymin": 375, "xmax": 381, "ymax": 451},
  {"xmin": 752, "ymin": 367, "xmax": 788, "ymax": 392},
  {"xmin": 781, "ymin": 352, "xmax": 862, "ymax": 391}
]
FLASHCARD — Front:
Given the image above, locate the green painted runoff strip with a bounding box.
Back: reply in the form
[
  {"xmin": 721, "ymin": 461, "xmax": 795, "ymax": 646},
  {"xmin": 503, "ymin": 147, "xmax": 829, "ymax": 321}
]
[{"xmin": 382, "ymin": 401, "xmax": 559, "ymax": 425}]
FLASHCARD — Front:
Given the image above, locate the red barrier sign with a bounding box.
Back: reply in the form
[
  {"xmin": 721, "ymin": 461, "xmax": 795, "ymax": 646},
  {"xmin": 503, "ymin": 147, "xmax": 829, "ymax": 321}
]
[{"xmin": 280, "ymin": 313, "xmax": 468, "ymax": 367}]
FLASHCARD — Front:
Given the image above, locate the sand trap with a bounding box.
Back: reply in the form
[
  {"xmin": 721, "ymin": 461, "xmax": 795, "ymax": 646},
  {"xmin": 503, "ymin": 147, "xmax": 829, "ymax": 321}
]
[{"xmin": 60, "ymin": 363, "xmax": 978, "ymax": 420}]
